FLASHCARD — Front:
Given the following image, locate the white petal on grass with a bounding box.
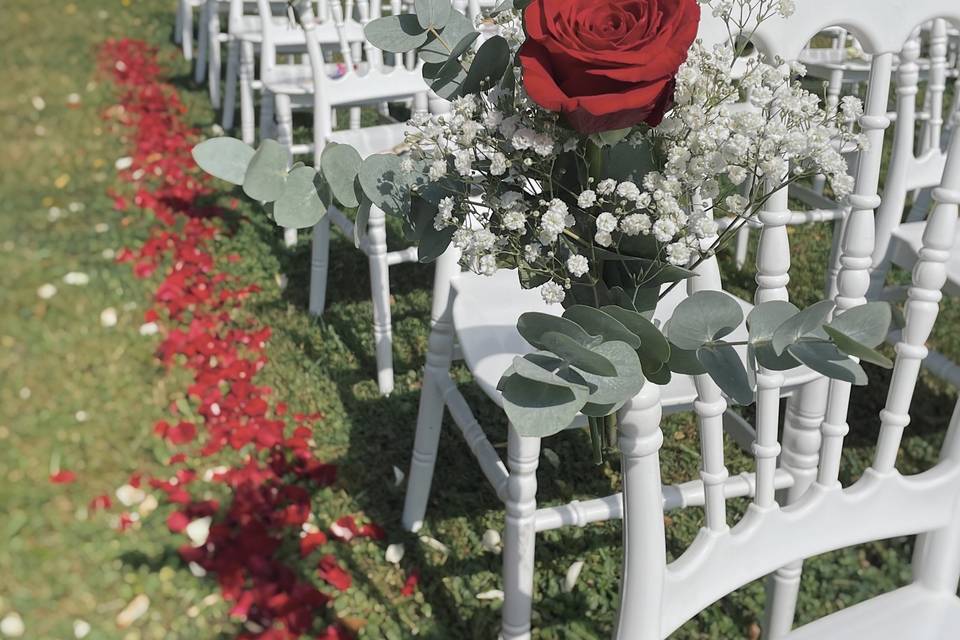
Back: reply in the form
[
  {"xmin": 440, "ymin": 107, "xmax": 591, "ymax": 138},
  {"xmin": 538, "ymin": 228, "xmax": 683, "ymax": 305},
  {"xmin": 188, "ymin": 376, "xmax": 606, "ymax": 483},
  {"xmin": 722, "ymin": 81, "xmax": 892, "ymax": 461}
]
[
  {"xmin": 481, "ymin": 529, "xmax": 501, "ymax": 553},
  {"xmin": 186, "ymin": 517, "xmax": 212, "ymax": 547},
  {"xmin": 63, "ymin": 272, "xmax": 90, "ymax": 286},
  {"xmin": 543, "ymin": 447, "xmax": 560, "ymax": 469},
  {"xmin": 94, "ymin": 223, "xmax": 109, "ymax": 233},
  {"xmin": 385, "ymin": 543, "xmax": 405, "ymax": 565},
  {"xmin": 274, "ymin": 273, "xmax": 288, "ymax": 290},
  {"xmin": 419, "ymin": 535, "xmax": 449, "ymax": 555},
  {"xmin": 188, "ymin": 562, "xmax": 207, "ymax": 577},
  {"xmin": 115, "ymin": 484, "xmax": 145, "ymax": 506},
  {"xmin": 100, "ymin": 307, "xmax": 118, "ymax": 328},
  {"xmin": 138, "ymin": 494, "xmax": 158, "ymax": 517},
  {"xmin": 392, "ymin": 465, "xmax": 405, "ymax": 487},
  {"xmin": 31, "ymin": 96, "xmax": 46, "ymax": 111},
  {"xmin": 329, "ymin": 521, "xmax": 354, "ymax": 541},
  {"xmin": 18, "ymin": 387, "xmax": 30, "ymax": 400},
  {"xmin": 37, "ymin": 283, "xmax": 57, "ymax": 299},
  {"xmin": 72, "ymin": 619, "xmax": 91, "ymax": 639},
  {"xmin": 67, "ymin": 93, "xmax": 81, "ymax": 105},
  {"xmin": 74, "ymin": 410, "xmax": 88, "ymax": 422},
  {"xmin": 115, "ymin": 594, "xmax": 149, "ymax": 628},
  {"xmin": 48, "ymin": 207, "xmax": 62, "ymax": 221},
  {"xmin": 139, "ymin": 322, "xmax": 159, "ymax": 336},
  {"xmin": 115, "ymin": 157, "xmax": 133, "ymax": 171},
  {"xmin": 476, "ymin": 589, "xmax": 504, "ymax": 601},
  {"xmin": 68, "ymin": 202, "xmax": 84, "ymax": 213},
  {"xmin": 563, "ymin": 560, "xmax": 585, "ymax": 593},
  {"xmin": 0, "ymin": 612, "xmax": 25, "ymax": 637},
  {"xmin": 102, "ymin": 248, "xmax": 115, "ymax": 260}
]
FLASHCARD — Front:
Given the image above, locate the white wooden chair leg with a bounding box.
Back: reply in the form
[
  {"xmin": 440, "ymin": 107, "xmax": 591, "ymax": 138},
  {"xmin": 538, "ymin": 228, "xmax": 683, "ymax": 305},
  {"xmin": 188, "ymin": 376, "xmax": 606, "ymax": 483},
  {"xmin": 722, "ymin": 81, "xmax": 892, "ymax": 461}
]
[
  {"xmin": 614, "ymin": 382, "xmax": 666, "ymax": 640},
  {"xmin": 402, "ymin": 249, "xmax": 459, "ymax": 532},
  {"xmin": 309, "ymin": 217, "xmax": 331, "ymax": 316},
  {"xmin": 207, "ymin": 15, "xmax": 221, "ymax": 108},
  {"xmin": 239, "ymin": 40, "xmax": 256, "ymax": 145},
  {"xmin": 262, "ymin": 89, "xmax": 278, "ymax": 143},
  {"xmin": 195, "ymin": 0, "xmax": 210, "ymax": 84},
  {"xmin": 367, "ymin": 206, "xmax": 394, "ymax": 396},
  {"xmin": 181, "ymin": 1, "xmax": 194, "ymax": 61},
  {"xmin": 349, "ymin": 106, "xmax": 362, "ymax": 130},
  {"xmin": 175, "ymin": 1, "xmax": 184, "ymax": 45},
  {"xmin": 222, "ymin": 38, "xmax": 239, "ymax": 130},
  {"xmin": 762, "ymin": 377, "xmax": 829, "ymax": 639},
  {"xmin": 913, "ymin": 399, "xmax": 960, "ymax": 593},
  {"xmin": 735, "ymin": 224, "xmax": 750, "ymax": 270},
  {"xmin": 501, "ymin": 424, "xmax": 541, "ymax": 640},
  {"xmin": 283, "ymin": 228, "xmax": 298, "ymax": 247}
]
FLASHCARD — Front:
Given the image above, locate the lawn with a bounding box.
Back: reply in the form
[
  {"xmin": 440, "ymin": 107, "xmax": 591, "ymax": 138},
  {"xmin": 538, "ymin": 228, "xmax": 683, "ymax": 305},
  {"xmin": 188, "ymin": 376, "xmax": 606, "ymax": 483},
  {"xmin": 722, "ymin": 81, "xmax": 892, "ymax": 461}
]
[{"xmin": 1, "ymin": 1, "xmax": 957, "ymax": 639}]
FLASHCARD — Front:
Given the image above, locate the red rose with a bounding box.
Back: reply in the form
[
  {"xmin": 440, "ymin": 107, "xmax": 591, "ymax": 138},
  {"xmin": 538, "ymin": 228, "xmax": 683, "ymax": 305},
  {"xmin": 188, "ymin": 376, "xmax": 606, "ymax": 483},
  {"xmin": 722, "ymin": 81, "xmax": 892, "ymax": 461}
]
[{"xmin": 518, "ymin": 0, "xmax": 701, "ymax": 134}]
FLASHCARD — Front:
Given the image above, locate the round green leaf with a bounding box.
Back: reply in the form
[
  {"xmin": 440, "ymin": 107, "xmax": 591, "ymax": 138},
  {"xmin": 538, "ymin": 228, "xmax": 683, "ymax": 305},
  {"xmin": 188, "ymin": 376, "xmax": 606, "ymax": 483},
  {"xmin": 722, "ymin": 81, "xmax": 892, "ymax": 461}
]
[
  {"xmin": 517, "ymin": 313, "xmax": 598, "ymax": 351},
  {"xmin": 499, "ymin": 374, "xmax": 587, "ymax": 438},
  {"xmin": 462, "ymin": 36, "xmax": 511, "ymax": 94},
  {"xmin": 418, "ymin": 9, "xmax": 475, "ymax": 63},
  {"xmin": 665, "ymin": 291, "xmax": 744, "ymax": 351},
  {"xmin": 697, "ymin": 344, "xmax": 755, "ymax": 405},
  {"xmin": 563, "ymin": 306, "xmax": 641, "ymax": 349},
  {"xmin": 192, "ymin": 137, "xmax": 254, "ymax": 185},
  {"xmin": 358, "ymin": 154, "xmax": 410, "ymax": 218},
  {"xmin": 415, "ymin": 0, "xmax": 451, "ymax": 29},
  {"xmin": 787, "ymin": 341, "xmax": 868, "ymax": 385},
  {"xmin": 576, "ymin": 341, "xmax": 645, "ymax": 416},
  {"xmin": 602, "ymin": 305, "xmax": 670, "ymax": 363},
  {"xmin": 364, "ymin": 14, "xmax": 430, "ymax": 53},
  {"xmin": 771, "ymin": 300, "xmax": 835, "ymax": 355},
  {"xmin": 539, "ymin": 332, "xmax": 617, "ymax": 377},
  {"xmin": 273, "ymin": 166, "xmax": 327, "ymax": 229},
  {"xmin": 822, "ymin": 325, "xmax": 893, "ymax": 368},
  {"xmin": 320, "ymin": 143, "xmax": 362, "ymax": 208},
  {"xmin": 748, "ymin": 300, "xmax": 802, "ymax": 370},
  {"xmin": 825, "ymin": 302, "xmax": 892, "ymax": 349},
  {"xmin": 243, "ymin": 139, "xmax": 289, "ymax": 202}
]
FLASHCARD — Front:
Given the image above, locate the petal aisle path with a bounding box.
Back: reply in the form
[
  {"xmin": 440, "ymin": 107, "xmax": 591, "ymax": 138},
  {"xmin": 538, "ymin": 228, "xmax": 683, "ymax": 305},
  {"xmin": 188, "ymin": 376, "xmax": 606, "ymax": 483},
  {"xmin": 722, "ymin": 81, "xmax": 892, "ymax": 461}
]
[{"xmin": 94, "ymin": 38, "xmax": 410, "ymax": 640}]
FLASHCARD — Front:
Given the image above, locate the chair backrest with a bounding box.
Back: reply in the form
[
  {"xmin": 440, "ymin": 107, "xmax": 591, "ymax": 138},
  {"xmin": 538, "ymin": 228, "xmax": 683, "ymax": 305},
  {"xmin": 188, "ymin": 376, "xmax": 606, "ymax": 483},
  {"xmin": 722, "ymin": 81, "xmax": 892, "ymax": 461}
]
[
  {"xmin": 295, "ymin": 0, "xmax": 430, "ymax": 157},
  {"xmin": 616, "ymin": 4, "xmax": 960, "ymax": 637}
]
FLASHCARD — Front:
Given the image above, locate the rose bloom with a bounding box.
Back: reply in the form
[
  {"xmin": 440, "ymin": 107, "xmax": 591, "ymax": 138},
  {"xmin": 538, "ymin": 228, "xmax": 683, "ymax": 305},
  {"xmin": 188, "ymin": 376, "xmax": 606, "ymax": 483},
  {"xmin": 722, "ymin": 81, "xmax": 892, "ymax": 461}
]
[{"xmin": 518, "ymin": 0, "xmax": 701, "ymax": 133}]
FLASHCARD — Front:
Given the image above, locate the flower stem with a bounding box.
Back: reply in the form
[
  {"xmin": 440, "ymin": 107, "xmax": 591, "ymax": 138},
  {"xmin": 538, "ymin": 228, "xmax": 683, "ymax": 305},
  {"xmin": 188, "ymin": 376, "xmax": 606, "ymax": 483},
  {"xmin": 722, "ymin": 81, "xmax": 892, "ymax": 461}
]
[{"xmin": 588, "ymin": 416, "xmax": 604, "ymax": 465}]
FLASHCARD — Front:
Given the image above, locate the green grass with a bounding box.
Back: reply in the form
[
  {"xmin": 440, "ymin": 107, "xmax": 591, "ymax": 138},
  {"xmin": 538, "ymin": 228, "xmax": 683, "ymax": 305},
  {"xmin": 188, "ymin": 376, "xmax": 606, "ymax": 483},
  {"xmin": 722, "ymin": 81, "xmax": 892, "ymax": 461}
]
[{"xmin": 1, "ymin": 2, "xmax": 958, "ymax": 638}]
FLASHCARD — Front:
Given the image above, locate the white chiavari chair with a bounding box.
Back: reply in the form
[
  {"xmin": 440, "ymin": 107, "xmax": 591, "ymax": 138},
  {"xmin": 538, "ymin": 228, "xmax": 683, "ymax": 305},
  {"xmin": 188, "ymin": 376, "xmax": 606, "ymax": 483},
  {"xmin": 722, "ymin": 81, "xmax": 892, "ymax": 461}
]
[
  {"xmin": 176, "ymin": 0, "xmax": 207, "ymax": 62},
  {"xmin": 612, "ymin": 4, "xmax": 960, "ymax": 639},
  {"xmin": 269, "ymin": 0, "xmax": 443, "ymax": 395}
]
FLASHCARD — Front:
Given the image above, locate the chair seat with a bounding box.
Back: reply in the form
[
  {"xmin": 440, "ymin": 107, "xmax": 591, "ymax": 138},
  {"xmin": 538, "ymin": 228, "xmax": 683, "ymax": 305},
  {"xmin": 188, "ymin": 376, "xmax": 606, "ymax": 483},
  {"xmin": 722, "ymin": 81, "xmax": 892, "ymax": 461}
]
[
  {"xmin": 451, "ymin": 269, "xmax": 820, "ymax": 414},
  {"xmin": 262, "ymin": 62, "xmax": 349, "ymax": 95},
  {"xmin": 233, "ymin": 16, "xmax": 364, "ymax": 46},
  {"xmin": 329, "ymin": 123, "xmax": 407, "ymax": 159},
  {"xmin": 785, "ymin": 585, "xmax": 960, "ymax": 639},
  {"xmin": 890, "ymin": 221, "xmax": 960, "ymax": 296}
]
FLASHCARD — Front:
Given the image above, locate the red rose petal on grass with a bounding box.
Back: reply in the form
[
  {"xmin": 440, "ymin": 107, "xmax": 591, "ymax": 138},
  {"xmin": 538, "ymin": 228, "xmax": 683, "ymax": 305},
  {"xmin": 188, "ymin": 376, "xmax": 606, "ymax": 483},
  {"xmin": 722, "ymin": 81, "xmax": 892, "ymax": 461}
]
[
  {"xmin": 300, "ymin": 532, "xmax": 328, "ymax": 557},
  {"xmin": 401, "ymin": 569, "xmax": 420, "ymax": 597},
  {"xmin": 317, "ymin": 624, "xmax": 352, "ymax": 639},
  {"xmin": 167, "ymin": 511, "xmax": 190, "ymax": 533},
  {"xmin": 317, "ymin": 555, "xmax": 352, "ymax": 591},
  {"xmin": 49, "ymin": 470, "xmax": 77, "ymax": 484},
  {"xmin": 89, "ymin": 494, "xmax": 113, "ymax": 511}
]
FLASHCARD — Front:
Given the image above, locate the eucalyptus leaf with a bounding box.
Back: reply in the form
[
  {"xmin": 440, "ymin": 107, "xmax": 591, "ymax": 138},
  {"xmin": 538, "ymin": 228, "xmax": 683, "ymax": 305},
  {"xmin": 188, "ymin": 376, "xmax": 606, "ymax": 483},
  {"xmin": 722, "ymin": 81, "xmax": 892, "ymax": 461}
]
[
  {"xmin": 562, "ymin": 306, "xmax": 641, "ymax": 349},
  {"xmin": 771, "ymin": 299, "xmax": 835, "ymax": 355},
  {"xmin": 668, "ymin": 343, "xmax": 707, "ymax": 375},
  {"xmin": 601, "ymin": 305, "xmax": 670, "ymax": 363},
  {"xmin": 243, "ymin": 139, "xmax": 289, "ymax": 202},
  {"xmin": 575, "ymin": 341, "xmax": 645, "ymax": 416},
  {"xmin": 415, "ymin": 0, "xmax": 451, "ymax": 29},
  {"xmin": 822, "ymin": 326, "xmax": 893, "ymax": 368},
  {"xmin": 665, "ymin": 291, "xmax": 744, "ymax": 351},
  {"xmin": 424, "ymin": 59, "xmax": 468, "ymax": 99},
  {"xmin": 462, "ymin": 36, "xmax": 511, "ymax": 94},
  {"xmin": 358, "ymin": 154, "xmax": 410, "ymax": 218},
  {"xmin": 787, "ymin": 341, "xmax": 868, "ymax": 385},
  {"xmin": 747, "ymin": 300, "xmax": 802, "ymax": 370},
  {"xmin": 594, "ymin": 128, "xmax": 632, "ymax": 147},
  {"xmin": 364, "ymin": 14, "xmax": 430, "ymax": 53},
  {"xmin": 273, "ymin": 166, "xmax": 327, "ymax": 229},
  {"xmin": 354, "ymin": 200, "xmax": 371, "ymax": 249},
  {"xmin": 517, "ymin": 312, "xmax": 598, "ymax": 350},
  {"xmin": 539, "ymin": 332, "xmax": 617, "ymax": 377},
  {"xmin": 320, "ymin": 143, "xmax": 362, "ymax": 208},
  {"xmin": 825, "ymin": 302, "xmax": 892, "ymax": 348},
  {"xmin": 698, "ymin": 343, "xmax": 755, "ymax": 405},
  {"xmin": 509, "ymin": 353, "xmax": 592, "ymax": 393},
  {"xmin": 499, "ymin": 373, "xmax": 587, "ymax": 438},
  {"xmin": 192, "ymin": 137, "xmax": 255, "ymax": 185},
  {"xmin": 419, "ymin": 9, "xmax": 475, "ymax": 63}
]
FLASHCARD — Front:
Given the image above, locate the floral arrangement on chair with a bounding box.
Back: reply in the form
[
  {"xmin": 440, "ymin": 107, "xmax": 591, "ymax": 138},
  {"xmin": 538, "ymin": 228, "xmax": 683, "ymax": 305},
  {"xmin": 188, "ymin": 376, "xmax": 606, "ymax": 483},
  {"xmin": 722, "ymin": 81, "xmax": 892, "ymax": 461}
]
[{"xmin": 193, "ymin": 0, "xmax": 892, "ymax": 460}]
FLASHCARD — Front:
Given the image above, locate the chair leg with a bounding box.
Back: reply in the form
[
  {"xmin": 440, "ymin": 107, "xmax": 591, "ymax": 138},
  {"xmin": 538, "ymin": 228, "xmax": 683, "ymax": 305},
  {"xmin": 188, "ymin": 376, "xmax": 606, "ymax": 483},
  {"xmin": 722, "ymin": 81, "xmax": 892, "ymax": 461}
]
[
  {"xmin": 239, "ymin": 40, "xmax": 256, "ymax": 145},
  {"xmin": 735, "ymin": 224, "xmax": 750, "ymax": 270},
  {"xmin": 207, "ymin": 36, "xmax": 221, "ymax": 109},
  {"xmin": 260, "ymin": 89, "xmax": 276, "ymax": 144},
  {"xmin": 501, "ymin": 424, "xmax": 541, "ymax": 640},
  {"xmin": 367, "ymin": 206, "xmax": 394, "ymax": 396},
  {"xmin": 762, "ymin": 378, "xmax": 828, "ymax": 640},
  {"xmin": 174, "ymin": 1, "xmax": 184, "ymax": 45},
  {"xmin": 222, "ymin": 38, "xmax": 239, "ymax": 131},
  {"xmin": 309, "ymin": 218, "xmax": 331, "ymax": 316},
  {"xmin": 194, "ymin": 1, "xmax": 209, "ymax": 84},
  {"xmin": 273, "ymin": 93, "xmax": 291, "ymax": 158},
  {"xmin": 181, "ymin": 0, "xmax": 194, "ymax": 61},
  {"xmin": 401, "ymin": 249, "xmax": 460, "ymax": 532}
]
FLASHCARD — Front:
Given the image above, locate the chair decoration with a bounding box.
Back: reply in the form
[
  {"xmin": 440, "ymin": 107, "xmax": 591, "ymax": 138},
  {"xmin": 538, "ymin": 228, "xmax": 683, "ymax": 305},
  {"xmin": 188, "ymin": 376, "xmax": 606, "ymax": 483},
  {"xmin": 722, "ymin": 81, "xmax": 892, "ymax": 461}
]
[{"xmin": 190, "ymin": 0, "xmax": 894, "ymax": 460}]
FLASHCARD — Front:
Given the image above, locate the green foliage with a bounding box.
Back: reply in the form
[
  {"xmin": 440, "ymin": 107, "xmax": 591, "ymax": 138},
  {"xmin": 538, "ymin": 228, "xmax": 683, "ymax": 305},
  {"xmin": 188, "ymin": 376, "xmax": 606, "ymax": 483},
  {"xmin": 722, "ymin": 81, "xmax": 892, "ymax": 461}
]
[
  {"xmin": 191, "ymin": 137, "xmax": 254, "ymax": 185},
  {"xmin": 320, "ymin": 143, "xmax": 362, "ymax": 209},
  {"xmin": 462, "ymin": 36, "xmax": 511, "ymax": 94},
  {"xmin": 414, "ymin": 0, "xmax": 451, "ymax": 30},
  {"xmin": 273, "ymin": 165, "xmax": 327, "ymax": 229},
  {"xmin": 243, "ymin": 138, "xmax": 289, "ymax": 202},
  {"xmin": 363, "ymin": 14, "xmax": 431, "ymax": 53}
]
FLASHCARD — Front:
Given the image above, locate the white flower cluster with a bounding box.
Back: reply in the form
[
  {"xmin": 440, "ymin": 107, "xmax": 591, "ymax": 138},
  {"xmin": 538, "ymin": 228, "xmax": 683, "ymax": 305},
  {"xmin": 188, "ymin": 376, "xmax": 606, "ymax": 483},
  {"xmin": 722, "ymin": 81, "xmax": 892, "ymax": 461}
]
[{"xmin": 398, "ymin": 2, "xmax": 862, "ymax": 306}]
